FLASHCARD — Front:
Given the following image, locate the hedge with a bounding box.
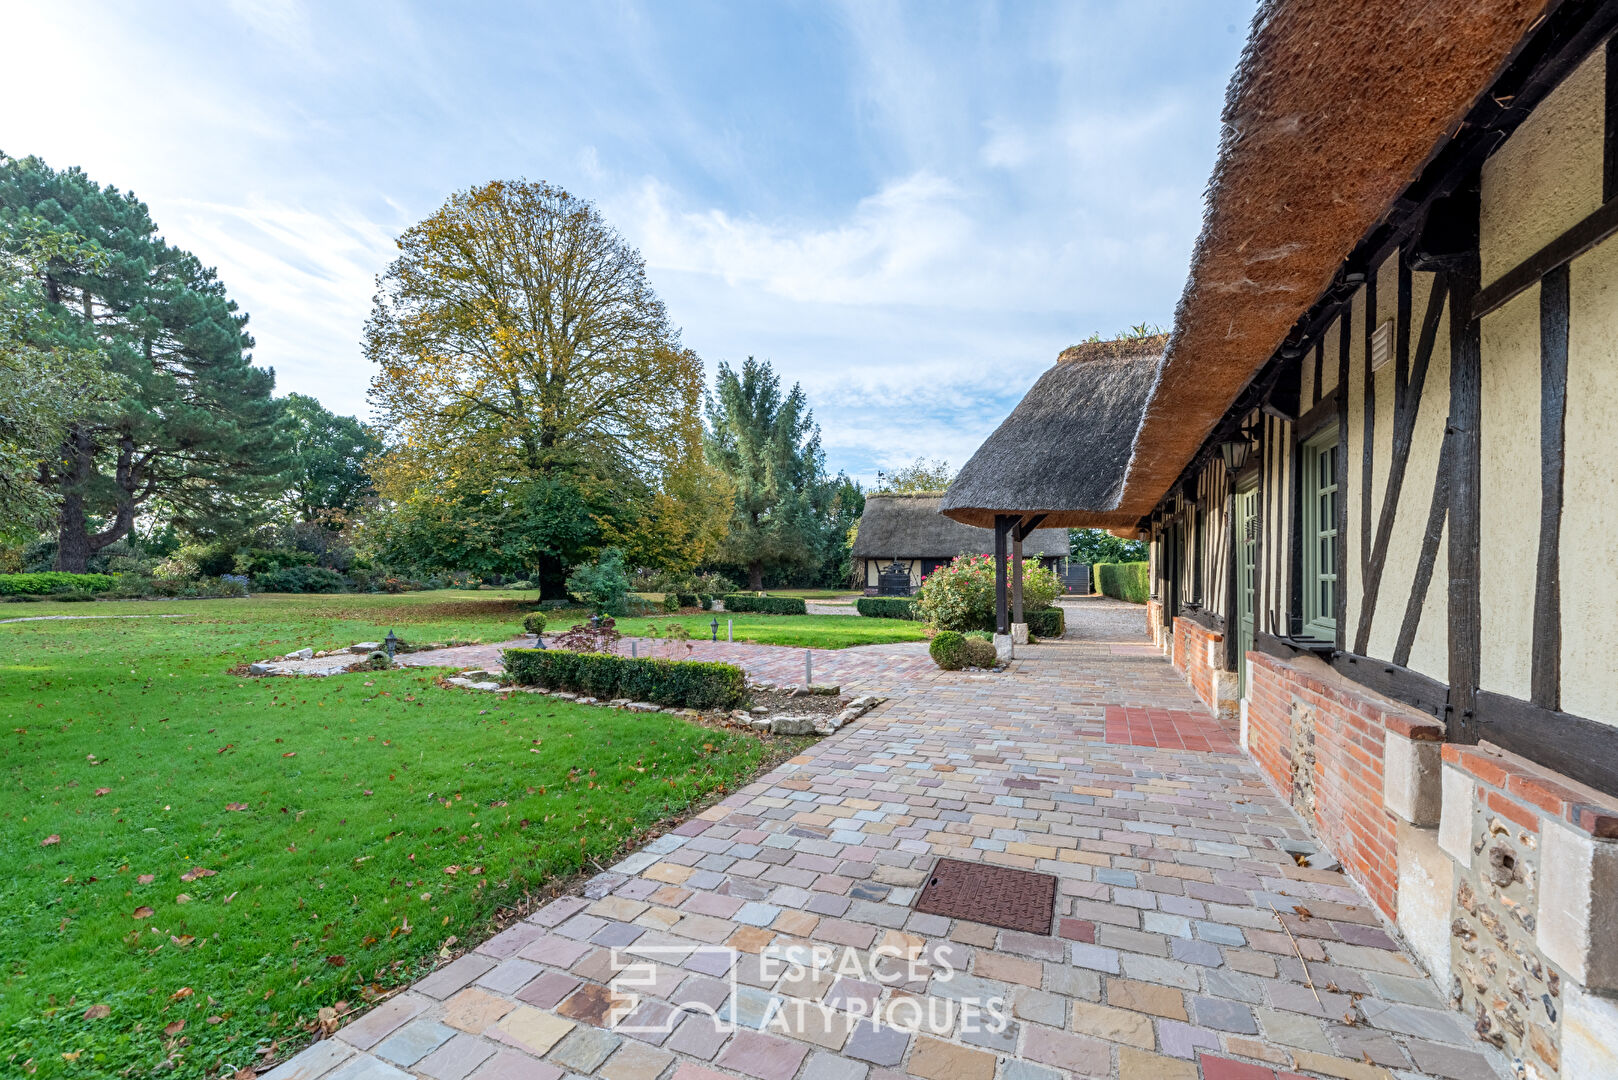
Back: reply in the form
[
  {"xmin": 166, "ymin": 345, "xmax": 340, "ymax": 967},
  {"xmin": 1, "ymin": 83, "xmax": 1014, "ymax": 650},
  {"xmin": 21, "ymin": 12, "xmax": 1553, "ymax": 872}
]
[
  {"xmin": 720, "ymin": 594, "xmax": 807, "ymax": 615},
  {"xmin": 1026, "ymin": 607, "xmax": 1065, "ymax": 638},
  {"xmin": 1095, "ymin": 561, "xmax": 1150, "ymax": 604},
  {"xmin": 501, "ymin": 648, "xmax": 748, "ymax": 711},
  {"xmin": 0, "ymin": 572, "xmax": 114, "ymax": 596},
  {"xmin": 674, "ymin": 593, "xmax": 714, "ymax": 610},
  {"xmin": 855, "ymin": 596, "xmax": 918, "ymax": 620}
]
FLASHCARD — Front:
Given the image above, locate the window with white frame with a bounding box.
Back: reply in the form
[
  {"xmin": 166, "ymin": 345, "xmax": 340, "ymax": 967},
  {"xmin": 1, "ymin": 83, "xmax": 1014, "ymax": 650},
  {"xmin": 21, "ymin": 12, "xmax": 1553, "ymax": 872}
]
[{"xmin": 1300, "ymin": 427, "xmax": 1339, "ymax": 640}]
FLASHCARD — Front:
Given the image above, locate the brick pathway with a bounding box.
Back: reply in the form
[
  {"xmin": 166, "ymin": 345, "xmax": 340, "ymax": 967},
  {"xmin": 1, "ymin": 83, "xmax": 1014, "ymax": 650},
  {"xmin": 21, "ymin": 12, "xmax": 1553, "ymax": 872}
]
[{"xmin": 268, "ymin": 598, "xmax": 1503, "ymax": 1080}]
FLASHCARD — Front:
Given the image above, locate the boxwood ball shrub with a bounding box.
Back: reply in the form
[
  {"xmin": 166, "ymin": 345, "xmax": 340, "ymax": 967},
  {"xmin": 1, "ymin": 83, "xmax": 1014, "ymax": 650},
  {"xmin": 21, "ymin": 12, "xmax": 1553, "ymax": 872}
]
[
  {"xmin": 501, "ymin": 649, "xmax": 748, "ymax": 711},
  {"xmin": 522, "ymin": 612, "xmax": 547, "ymax": 635},
  {"xmin": 963, "ymin": 637, "xmax": 999, "ymax": 668},
  {"xmin": 0, "ymin": 572, "xmax": 114, "ymax": 595},
  {"xmin": 721, "ymin": 594, "xmax": 807, "ymax": 615},
  {"xmin": 1026, "ymin": 607, "xmax": 1065, "ymax": 638},
  {"xmin": 855, "ymin": 596, "xmax": 919, "ymax": 620},
  {"xmin": 662, "ymin": 593, "xmax": 681, "ymax": 612},
  {"xmin": 929, "ymin": 630, "xmax": 967, "ymax": 670}
]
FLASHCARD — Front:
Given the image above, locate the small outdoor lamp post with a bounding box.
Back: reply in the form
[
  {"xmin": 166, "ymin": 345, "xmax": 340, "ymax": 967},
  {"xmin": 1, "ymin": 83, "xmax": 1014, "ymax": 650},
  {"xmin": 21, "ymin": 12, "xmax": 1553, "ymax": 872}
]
[
  {"xmin": 384, "ymin": 630, "xmax": 399, "ymax": 661},
  {"xmin": 710, "ymin": 616, "xmax": 719, "ymax": 642},
  {"xmin": 589, "ymin": 614, "xmax": 601, "ymax": 630}
]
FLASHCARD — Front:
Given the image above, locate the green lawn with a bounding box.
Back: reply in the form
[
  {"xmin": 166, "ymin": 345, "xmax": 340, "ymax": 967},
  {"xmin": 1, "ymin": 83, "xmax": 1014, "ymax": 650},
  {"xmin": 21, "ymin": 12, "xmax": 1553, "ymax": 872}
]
[
  {"xmin": 614, "ymin": 612, "xmax": 924, "ymax": 649},
  {"xmin": 1, "ymin": 593, "xmax": 807, "ymax": 1077}
]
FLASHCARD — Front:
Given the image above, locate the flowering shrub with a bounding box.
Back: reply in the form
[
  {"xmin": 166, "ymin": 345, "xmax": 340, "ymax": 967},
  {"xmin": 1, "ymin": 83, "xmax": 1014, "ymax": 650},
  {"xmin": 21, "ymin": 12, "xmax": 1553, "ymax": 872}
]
[{"xmin": 915, "ymin": 554, "xmax": 1063, "ymax": 632}]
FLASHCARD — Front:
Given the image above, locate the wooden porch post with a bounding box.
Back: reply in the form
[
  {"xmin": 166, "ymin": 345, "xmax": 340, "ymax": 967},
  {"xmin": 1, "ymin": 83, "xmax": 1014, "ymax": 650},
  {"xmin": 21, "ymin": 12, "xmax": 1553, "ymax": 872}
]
[
  {"xmin": 994, "ymin": 515, "xmax": 1011, "ymax": 635},
  {"xmin": 1011, "ymin": 526, "xmax": 1025, "ymax": 627}
]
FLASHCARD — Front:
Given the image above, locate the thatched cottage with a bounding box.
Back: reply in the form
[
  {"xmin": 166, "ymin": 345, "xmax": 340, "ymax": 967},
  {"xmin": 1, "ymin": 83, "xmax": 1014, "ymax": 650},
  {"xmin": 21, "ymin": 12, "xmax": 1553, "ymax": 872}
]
[
  {"xmin": 850, "ymin": 492, "xmax": 1068, "ymax": 595},
  {"xmin": 946, "ymin": 1, "xmax": 1618, "ymax": 1073}
]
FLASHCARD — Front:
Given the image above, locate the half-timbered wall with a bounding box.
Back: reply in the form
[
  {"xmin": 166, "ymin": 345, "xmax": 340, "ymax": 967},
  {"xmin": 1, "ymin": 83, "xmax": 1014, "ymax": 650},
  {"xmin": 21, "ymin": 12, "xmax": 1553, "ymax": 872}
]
[{"xmin": 1135, "ymin": 21, "xmax": 1618, "ymax": 1078}]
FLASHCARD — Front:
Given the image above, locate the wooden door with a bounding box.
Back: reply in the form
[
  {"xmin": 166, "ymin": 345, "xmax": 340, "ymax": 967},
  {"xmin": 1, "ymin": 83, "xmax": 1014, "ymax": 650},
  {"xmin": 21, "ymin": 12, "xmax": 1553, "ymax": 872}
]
[{"xmin": 1235, "ymin": 482, "xmax": 1259, "ymax": 696}]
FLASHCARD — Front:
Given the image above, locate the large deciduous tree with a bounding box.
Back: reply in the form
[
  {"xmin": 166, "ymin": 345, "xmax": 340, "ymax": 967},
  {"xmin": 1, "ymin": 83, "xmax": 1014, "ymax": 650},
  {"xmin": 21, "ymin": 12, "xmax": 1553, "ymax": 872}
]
[
  {"xmin": 364, "ymin": 179, "xmax": 726, "ymax": 593},
  {"xmin": 0, "ymin": 154, "xmax": 289, "ymax": 569},
  {"xmin": 704, "ymin": 357, "xmax": 828, "ymax": 590},
  {"xmin": 875, "ymin": 456, "xmax": 954, "ymax": 493}
]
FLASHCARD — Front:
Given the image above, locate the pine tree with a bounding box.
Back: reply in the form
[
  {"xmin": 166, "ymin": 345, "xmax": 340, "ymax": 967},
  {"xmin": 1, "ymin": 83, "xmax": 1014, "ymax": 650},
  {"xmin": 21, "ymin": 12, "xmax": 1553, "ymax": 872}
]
[
  {"xmin": 0, "ymin": 154, "xmax": 289, "ymax": 568},
  {"xmin": 705, "ymin": 357, "xmax": 826, "ymax": 590}
]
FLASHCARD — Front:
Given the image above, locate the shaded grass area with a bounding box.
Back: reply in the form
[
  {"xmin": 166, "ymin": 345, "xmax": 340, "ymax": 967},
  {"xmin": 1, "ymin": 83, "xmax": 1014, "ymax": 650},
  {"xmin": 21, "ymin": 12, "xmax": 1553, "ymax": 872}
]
[
  {"xmin": 1, "ymin": 594, "xmax": 804, "ymax": 1077},
  {"xmin": 613, "ymin": 612, "xmax": 926, "ymax": 649}
]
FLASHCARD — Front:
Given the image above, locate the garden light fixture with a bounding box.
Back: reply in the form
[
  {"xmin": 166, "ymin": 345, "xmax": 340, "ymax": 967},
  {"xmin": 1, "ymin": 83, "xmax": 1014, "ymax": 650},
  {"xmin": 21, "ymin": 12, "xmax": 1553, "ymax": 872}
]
[
  {"xmin": 384, "ymin": 630, "xmax": 398, "ymax": 660},
  {"xmin": 711, "ymin": 616, "xmax": 719, "ymax": 642}
]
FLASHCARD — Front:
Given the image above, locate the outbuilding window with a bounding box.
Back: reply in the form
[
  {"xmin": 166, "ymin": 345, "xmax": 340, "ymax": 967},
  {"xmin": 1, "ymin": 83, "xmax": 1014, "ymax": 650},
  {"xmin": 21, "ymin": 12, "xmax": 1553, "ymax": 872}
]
[{"xmin": 1300, "ymin": 427, "xmax": 1339, "ymax": 640}]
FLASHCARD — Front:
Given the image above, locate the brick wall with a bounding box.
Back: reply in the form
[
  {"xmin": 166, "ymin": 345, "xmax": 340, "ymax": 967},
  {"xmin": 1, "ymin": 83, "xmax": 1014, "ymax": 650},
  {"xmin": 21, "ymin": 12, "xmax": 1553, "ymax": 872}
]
[
  {"xmin": 1244, "ymin": 651, "xmax": 1443, "ymax": 918},
  {"xmin": 1171, "ymin": 617, "xmax": 1237, "ymax": 719}
]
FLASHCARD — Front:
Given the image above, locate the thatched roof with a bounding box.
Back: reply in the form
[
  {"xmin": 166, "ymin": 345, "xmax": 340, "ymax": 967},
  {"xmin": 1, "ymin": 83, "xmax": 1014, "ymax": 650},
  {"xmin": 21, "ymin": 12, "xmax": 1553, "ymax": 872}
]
[
  {"xmin": 852, "ymin": 493, "xmax": 1070, "ymax": 559},
  {"xmin": 939, "ymin": 336, "xmax": 1164, "ymax": 529},
  {"xmin": 1115, "ymin": 0, "xmax": 1550, "ymax": 518}
]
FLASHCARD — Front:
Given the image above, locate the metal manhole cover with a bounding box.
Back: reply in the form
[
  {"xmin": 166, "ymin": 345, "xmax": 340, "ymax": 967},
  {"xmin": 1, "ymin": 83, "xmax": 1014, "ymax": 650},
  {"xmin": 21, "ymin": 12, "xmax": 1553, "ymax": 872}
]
[{"xmin": 912, "ymin": 858, "xmax": 1057, "ymax": 934}]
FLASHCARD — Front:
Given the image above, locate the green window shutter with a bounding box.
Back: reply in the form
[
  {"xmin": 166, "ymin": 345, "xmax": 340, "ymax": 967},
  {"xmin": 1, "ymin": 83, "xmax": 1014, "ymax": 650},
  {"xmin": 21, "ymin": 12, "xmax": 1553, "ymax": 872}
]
[{"xmin": 1300, "ymin": 427, "xmax": 1339, "ymax": 640}]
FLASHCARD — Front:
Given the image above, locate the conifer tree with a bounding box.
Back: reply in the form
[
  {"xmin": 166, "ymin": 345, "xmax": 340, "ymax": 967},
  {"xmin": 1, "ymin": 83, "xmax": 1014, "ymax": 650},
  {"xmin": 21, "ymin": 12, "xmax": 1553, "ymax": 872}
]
[{"xmin": 0, "ymin": 153, "xmax": 288, "ymax": 568}]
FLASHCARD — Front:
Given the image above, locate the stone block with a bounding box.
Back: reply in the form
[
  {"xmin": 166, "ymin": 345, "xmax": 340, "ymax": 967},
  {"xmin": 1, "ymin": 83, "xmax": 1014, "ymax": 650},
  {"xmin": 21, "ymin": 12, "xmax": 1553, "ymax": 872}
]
[
  {"xmin": 1011, "ymin": 623, "xmax": 1029, "ymax": 645},
  {"xmin": 1383, "ymin": 730, "xmax": 1441, "ymax": 826},
  {"xmin": 1392, "ymin": 820, "xmax": 1451, "ymax": 987},
  {"xmin": 993, "ymin": 634, "xmax": 1014, "ymax": 661},
  {"xmin": 1538, "ymin": 816, "xmax": 1618, "ymax": 991},
  {"xmin": 1438, "ymin": 764, "xmax": 1474, "ymax": 868}
]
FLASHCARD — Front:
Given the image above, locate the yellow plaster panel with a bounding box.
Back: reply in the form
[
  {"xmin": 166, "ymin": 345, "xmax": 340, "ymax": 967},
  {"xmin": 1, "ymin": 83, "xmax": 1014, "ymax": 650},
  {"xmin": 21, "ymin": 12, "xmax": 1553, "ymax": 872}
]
[
  {"xmin": 1481, "ymin": 47, "xmax": 1604, "ymax": 286},
  {"xmin": 1561, "ymin": 238, "xmax": 1618, "ymax": 727},
  {"xmin": 1369, "ymin": 286, "xmax": 1452, "ymax": 673},
  {"xmin": 1478, "ymin": 287, "xmax": 1541, "ymax": 700}
]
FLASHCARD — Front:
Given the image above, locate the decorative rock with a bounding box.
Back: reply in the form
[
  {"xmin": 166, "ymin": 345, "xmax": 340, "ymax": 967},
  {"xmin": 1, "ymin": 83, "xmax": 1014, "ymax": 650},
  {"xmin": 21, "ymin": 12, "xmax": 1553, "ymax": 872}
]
[
  {"xmin": 554, "ymin": 693, "xmax": 578, "ymax": 701},
  {"xmin": 807, "ymin": 684, "xmax": 840, "ymax": 696},
  {"xmin": 609, "ymin": 698, "xmax": 631, "ymax": 707},
  {"xmin": 750, "ymin": 706, "xmax": 769, "ymax": 715},
  {"xmin": 287, "ymin": 648, "xmax": 314, "ymax": 661},
  {"xmin": 577, "ymin": 696, "xmax": 597, "ymax": 704},
  {"xmin": 249, "ymin": 662, "xmax": 276, "ymax": 675},
  {"xmin": 469, "ymin": 681, "xmax": 500, "ymax": 691},
  {"xmin": 625, "ymin": 702, "xmax": 660, "ymax": 713},
  {"xmin": 351, "ymin": 642, "xmax": 381, "ymax": 654},
  {"xmin": 770, "ymin": 715, "xmax": 818, "ymax": 735},
  {"xmin": 446, "ymin": 677, "xmax": 474, "ymax": 688},
  {"xmin": 749, "ymin": 717, "xmax": 772, "ymax": 731}
]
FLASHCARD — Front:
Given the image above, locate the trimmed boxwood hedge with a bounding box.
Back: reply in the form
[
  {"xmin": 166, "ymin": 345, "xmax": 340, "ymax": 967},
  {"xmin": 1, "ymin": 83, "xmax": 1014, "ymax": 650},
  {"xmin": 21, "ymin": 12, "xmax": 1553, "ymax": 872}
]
[
  {"xmin": 855, "ymin": 596, "xmax": 918, "ymax": 620},
  {"xmin": 501, "ymin": 648, "xmax": 748, "ymax": 711},
  {"xmin": 0, "ymin": 572, "xmax": 114, "ymax": 596},
  {"xmin": 1095, "ymin": 561, "xmax": 1150, "ymax": 604},
  {"xmin": 929, "ymin": 631, "xmax": 967, "ymax": 670},
  {"xmin": 720, "ymin": 594, "xmax": 807, "ymax": 615},
  {"xmin": 1026, "ymin": 607, "xmax": 1064, "ymax": 638}
]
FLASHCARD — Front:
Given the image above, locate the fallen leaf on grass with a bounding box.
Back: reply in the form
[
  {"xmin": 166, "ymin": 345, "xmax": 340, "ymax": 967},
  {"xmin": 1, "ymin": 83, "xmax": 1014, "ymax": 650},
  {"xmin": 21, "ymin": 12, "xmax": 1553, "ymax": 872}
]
[
  {"xmin": 41, "ymin": 834, "xmax": 60, "ymax": 847},
  {"xmin": 317, "ymin": 1006, "xmax": 339, "ymax": 1035},
  {"xmin": 83, "ymin": 1004, "xmax": 110, "ymax": 1020},
  {"xmin": 225, "ymin": 802, "xmax": 249, "ymax": 811},
  {"xmin": 133, "ymin": 906, "xmax": 155, "ymax": 919},
  {"xmin": 179, "ymin": 867, "xmax": 217, "ymax": 882},
  {"xmin": 164, "ymin": 1020, "xmax": 184, "ymax": 1037},
  {"xmin": 326, "ymin": 954, "xmax": 346, "ymax": 967},
  {"xmin": 94, "ymin": 788, "xmax": 111, "ymax": 797},
  {"xmin": 171, "ymin": 935, "xmax": 195, "ymax": 947},
  {"xmin": 175, "ymin": 894, "xmax": 192, "ymax": 904},
  {"xmin": 281, "ymin": 752, "xmax": 296, "ymax": 758},
  {"xmin": 171, "ymin": 987, "xmax": 193, "ymax": 1001},
  {"xmin": 137, "ymin": 874, "xmax": 155, "ymax": 885},
  {"xmin": 443, "ymin": 865, "xmax": 459, "ymax": 875}
]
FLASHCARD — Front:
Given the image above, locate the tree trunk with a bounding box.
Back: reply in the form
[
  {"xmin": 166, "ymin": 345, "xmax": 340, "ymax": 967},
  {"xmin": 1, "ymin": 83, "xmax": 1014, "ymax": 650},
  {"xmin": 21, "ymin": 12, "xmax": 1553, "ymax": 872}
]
[
  {"xmin": 55, "ymin": 491, "xmax": 92, "ymax": 572},
  {"xmin": 537, "ymin": 553, "xmax": 567, "ymax": 600},
  {"xmin": 748, "ymin": 559, "xmax": 764, "ymax": 591}
]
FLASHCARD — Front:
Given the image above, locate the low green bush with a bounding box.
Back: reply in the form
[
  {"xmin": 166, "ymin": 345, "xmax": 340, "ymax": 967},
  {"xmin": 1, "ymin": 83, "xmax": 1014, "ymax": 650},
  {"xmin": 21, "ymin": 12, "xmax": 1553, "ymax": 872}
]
[
  {"xmin": 0, "ymin": 572, "xmax": 114, "ymax": 595},
  {"xmin": 1026, "ymin": 607, "xmax": 1065, "ymax": 638},
  {"xmin": 929, "ymin": 630, "xmax": 967, "ymax": 670},
  {"xmin": 501, "ymin": 649, "xmax": 748, "ymax": 711},
  {"xmin": 674, "ymin": 592, "xmax": 704, "ymax": 609},
  {"xmin": 522, "ymin": 612, "xmax": 547, "ymax": 635},
  {"xmin": 963, "ymin": 630, "xmax": 993, "ymax": 642},
  {"xmin": 962, "ymin": 637, "xmax": 999, "ymax": 667},
  {"xmin": 1095, "ymin": 561, "xmax": 1150, "ymax": 604},
  {"xmin": 662, "ymin": 593, "xmax": 681, "ymax": 613},
  {"xmin": 855, "ymin": 596, "xmax": 918, "ymax": 620},
  {"xmin": 699, "ymin": 594, "xmax": 714, "ymax": 611},
  {"xmin": 252, "ymin": 565, "xmax": 346, "ymax": 593},
  {"xmin": 721, "ymin": 594, "xmax": 807, "ymax": 615}
]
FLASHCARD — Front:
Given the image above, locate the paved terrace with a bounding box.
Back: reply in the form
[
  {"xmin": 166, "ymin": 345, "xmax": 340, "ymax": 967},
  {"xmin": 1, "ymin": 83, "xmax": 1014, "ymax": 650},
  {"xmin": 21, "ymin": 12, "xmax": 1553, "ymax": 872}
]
[{"xmin": 269, "ymin": 598, "xmax": 1501, "ymax": 1080}]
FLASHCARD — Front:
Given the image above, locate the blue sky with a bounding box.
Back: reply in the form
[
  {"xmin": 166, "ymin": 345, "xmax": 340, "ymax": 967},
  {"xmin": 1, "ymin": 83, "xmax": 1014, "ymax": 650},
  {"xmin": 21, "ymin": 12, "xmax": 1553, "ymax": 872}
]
[{"xmin": 3, "ymin": 0, "xmax": 1254, "ymax": 485}]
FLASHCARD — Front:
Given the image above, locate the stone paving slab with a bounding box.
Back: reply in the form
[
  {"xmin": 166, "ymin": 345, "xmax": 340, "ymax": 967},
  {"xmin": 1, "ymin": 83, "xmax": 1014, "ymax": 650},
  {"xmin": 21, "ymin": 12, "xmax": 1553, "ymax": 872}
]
[{"xmin": 264, "ymin": 598, "xmax": 1507, "ymax": 1080}]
